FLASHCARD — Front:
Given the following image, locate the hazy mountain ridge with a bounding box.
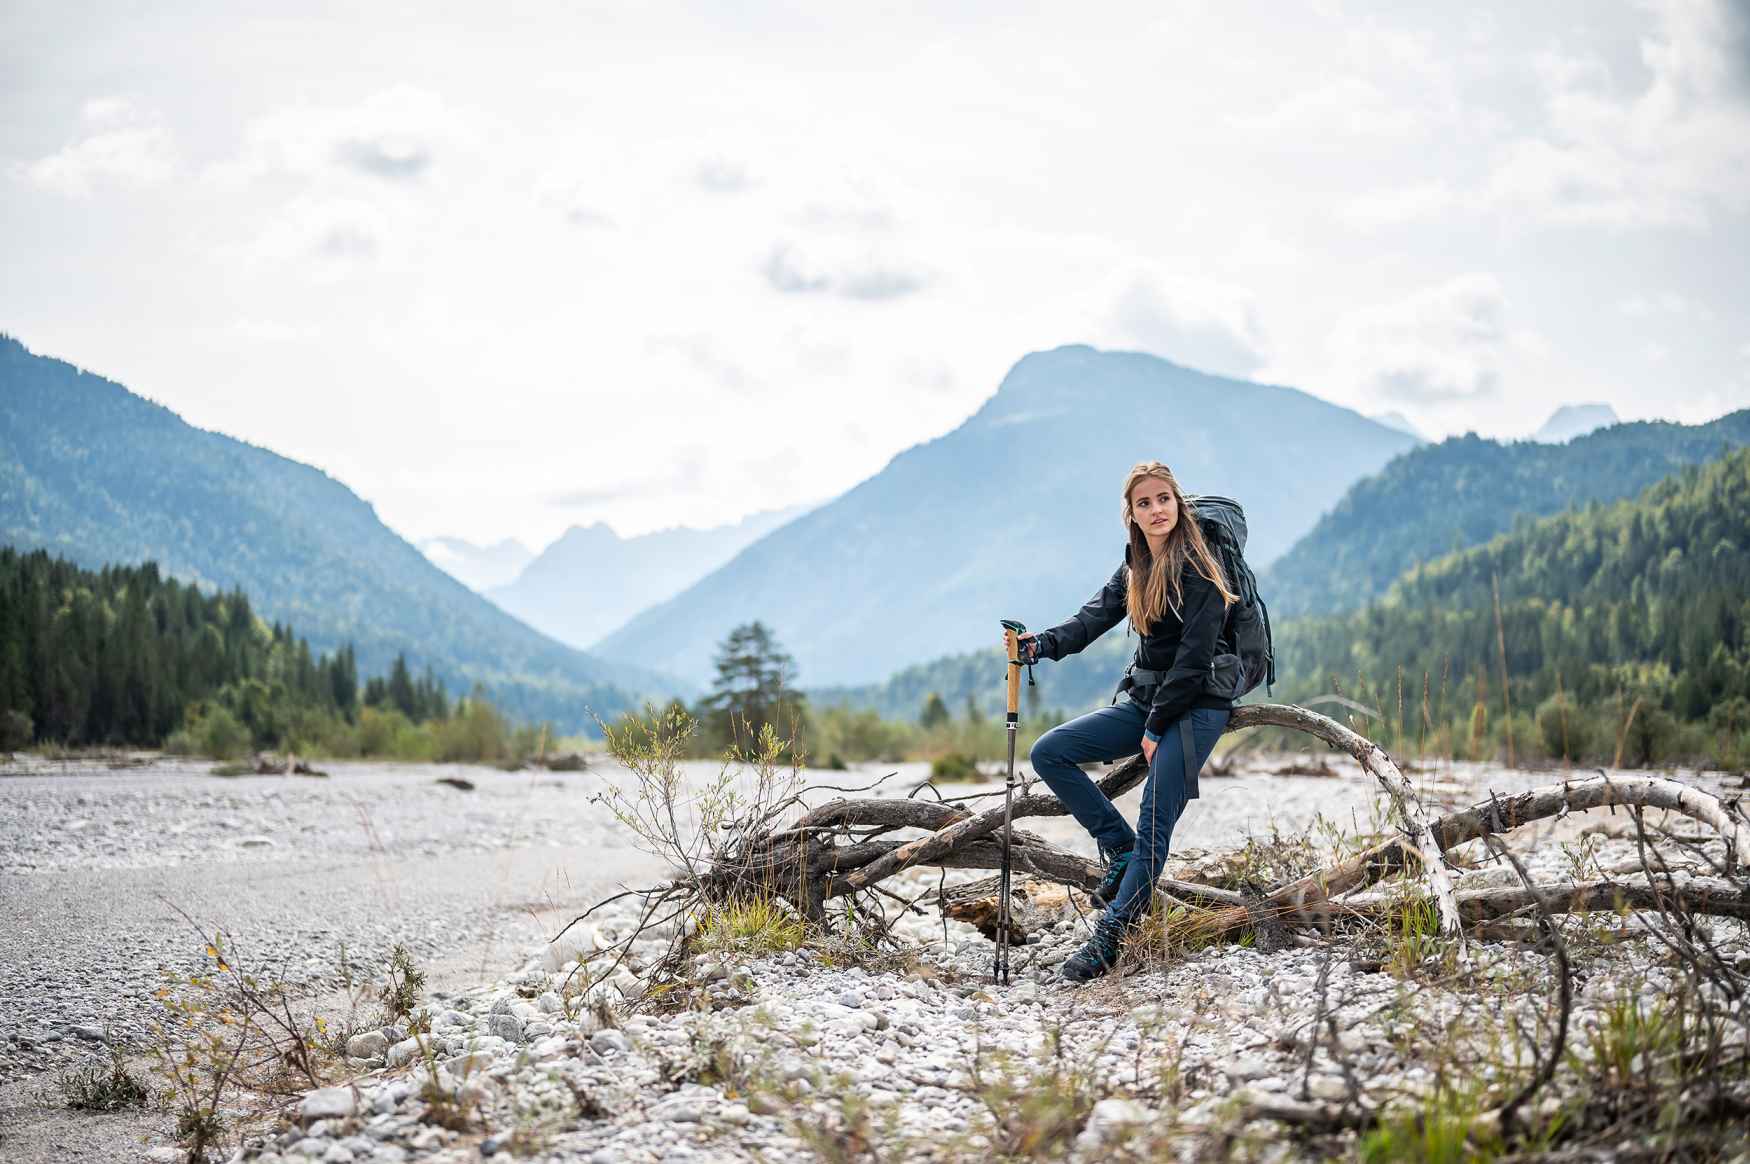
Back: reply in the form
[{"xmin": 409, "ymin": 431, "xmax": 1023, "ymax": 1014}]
[
  {"xmin": 1262, "ymin": 412, "xmax": 1750, "ymax": 620},
  {"xmin": 821, "ymin": 439, "xmax": 1750, "ymax": 726},
  {"xmin": 595, "ymin": 345, "xmax": 1418, "ymax": 687},
  {"xmin": 1534, "ymin": 403, "xmax": 1619, "ymax": 444},
  {"xmin": 0, "ymin": 335, "xmax": 678, "ymax": 731},
  {"xmin": 418, "ymin": 536, "xmax": 533, "ymax": 592},
  {"xmin": 488, "ymin": 506, "xmax": 808, "ymax": 650}
]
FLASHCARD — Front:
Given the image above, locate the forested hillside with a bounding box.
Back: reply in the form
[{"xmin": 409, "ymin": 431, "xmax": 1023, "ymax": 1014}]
[
  {"xmin": 1263, "ymin": 412, "xmax": 1750, "ymax": 619},
  {"xmin": 825, "ymin": 447, "xmax": 1750, "ymax": 768},
  {"xmin": 0, "ymin": 336, "xmax": 676, "ymax": 731},
  {"xmin": 1274, "ymin": 447, "xmax": 1750, "ymax": 765},
  {"xmin": 0, "ymin": 548, "xmax": 348, "ymax": 746}
]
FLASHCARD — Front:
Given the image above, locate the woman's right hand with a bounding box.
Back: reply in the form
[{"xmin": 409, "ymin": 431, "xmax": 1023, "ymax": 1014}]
[{"xmin": 1017, "ymin": 633, "xmax": 1042, "ymax": 665}]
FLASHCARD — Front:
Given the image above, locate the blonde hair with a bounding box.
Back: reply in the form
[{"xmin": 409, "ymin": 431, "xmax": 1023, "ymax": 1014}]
[{"xmin": 1120, "ymin": 461, "xmax": 1238, "ymax": 630}]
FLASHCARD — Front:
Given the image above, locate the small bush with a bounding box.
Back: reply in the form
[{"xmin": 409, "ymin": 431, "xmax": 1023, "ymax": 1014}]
[
  {"xmin": 696, "ymin": 897, "xmax": 806, "ymax": 956},
  {"xmin": 176, "ymin": 705, "xmax": 252, "ymax": 761},
  {"xmin": 60, "ymin": 1052, "xmax": 150, "ymax": 1111},
  {"xmin": 930, "ymin": 752, "xmax": 982, "ymax": 782},
  {"xmin": 0, "ymin": 707, "xmax": 32, "ymax": 751}
]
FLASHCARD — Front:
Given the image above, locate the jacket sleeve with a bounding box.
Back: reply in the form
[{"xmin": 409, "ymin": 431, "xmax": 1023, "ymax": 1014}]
[
  {"xmin": 1036, "ymin": 563, "xmax": 1128, "ymax": 661},
  {"xmin": 1145, "ymin": 568, "xmax": 1225, "ymax": 735}
]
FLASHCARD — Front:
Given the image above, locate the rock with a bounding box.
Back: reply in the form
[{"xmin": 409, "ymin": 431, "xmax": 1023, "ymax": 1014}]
[
  {"xmin": 237, "ymin": 835, "xmax": 276, "ymax": 848},
  {"xmin": 488, "ymin": 1013, "xmax": 524, "ymax": 1042},
  {"xmin": 444, "ymin": 1050, "xmax": 495, "ymax": 1077},
  {"xmin": 385, "ymin": 1038, "xmax": 422, "ymax": 1068},
  {"xmin": 1307, "ymin": 1075, "xmax": 1350, "ymax": 1102},
  {"xmin": 590, "ymin": 1029, "xmax": 630, "ymax": 1056},
  {"xmin": 1228, "ymin": 1056, "xmax": 1272, "ymax": 1081},
  {"xmin": 346, "ymin": 1031, "xmax": 388, "ymax": 1059},
  {"xmin": 1079, "ymin": 1097, "xmax": 1150, "ymax": 1148},
  {"xmin": 535, "ymin": 991, "xmax": 564, "ymax": 1013},
  {"xmin": 70, "ymin": 1023, "xmax": 107, "ymax": 1042},
  {"xmin": 649, "ymin": 1091, "xmax": 711, "ymax": 1122},
  {"xmin": 145, "ymin": 1149, "xmax": 184, "ymax": 1163},
  {"xmin": 301, "ymin": 1087, "xmax": 356, "ymax": 1124},
  {"xmin": 837, "ymin": 990, "xmax": 863, "ymax": 1008},
  {"xmin": 290, "ymin": 1139, "xmax": 330, "ymax": 1158}
]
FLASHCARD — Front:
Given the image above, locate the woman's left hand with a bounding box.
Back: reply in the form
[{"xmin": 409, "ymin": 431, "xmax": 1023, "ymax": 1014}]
[{"xmin": 1140, "ymin": 735, "xmax": 1156, "ymax": 764}]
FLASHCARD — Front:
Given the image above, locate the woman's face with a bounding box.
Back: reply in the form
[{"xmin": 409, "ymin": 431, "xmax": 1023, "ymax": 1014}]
[{"xmin": 1129, "ymin": 477, "xmax": 1178, "ymax": 540}]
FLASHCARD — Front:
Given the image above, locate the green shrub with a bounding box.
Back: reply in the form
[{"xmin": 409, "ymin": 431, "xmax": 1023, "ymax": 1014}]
[
  {"xmin": 930, "ymin": 752, "xmax": 981, "ymax": 782},
  {"xmin": 0, "ymin": 708, "xmax": 31, "ymax": 751},
  {"xmin": 170, "ymin": 704, "xmax": 252, "ymax": 761}
]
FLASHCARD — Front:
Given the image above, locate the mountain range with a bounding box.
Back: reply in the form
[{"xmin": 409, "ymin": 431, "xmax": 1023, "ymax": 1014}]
[
  {"xmin": 0, "ymin": 335, "xmax": 679, "ymax": 732},
  {"xmin": 486, "ymin": 507, "xmax": 807, "ymax": 650},
  {"xmin": 818, "ymin": 411, "xmax": 1750, "ymax": 721},
  {"xmin": 592, "ymin": 345, "xmax": 1419, "ymax": 687}
]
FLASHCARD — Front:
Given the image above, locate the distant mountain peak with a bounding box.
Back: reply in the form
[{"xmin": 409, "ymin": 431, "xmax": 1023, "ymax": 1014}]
[
  {"xmin": 417, "ymin": 536, "xmax": 533, "ymax": 592},
  {"xmin": 1534, "ymin": 403, "xmax": 1619, "ymax": 443},
  {"xmin": 1368, "ymin": 410, "xmax": 1426, "ymax": 441}
]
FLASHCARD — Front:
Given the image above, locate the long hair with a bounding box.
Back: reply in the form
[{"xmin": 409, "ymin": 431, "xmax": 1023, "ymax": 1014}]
[{"xmin": 1121, "ymin": 461, "xmax": 1238, "ymax": 631}]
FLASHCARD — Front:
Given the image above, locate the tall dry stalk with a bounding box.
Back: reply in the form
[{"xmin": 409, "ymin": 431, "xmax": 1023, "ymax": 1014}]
[
  {"xmin": 1555, "ymin": 668, "xmax": 1571, "ymax": 769},
  {"xmin": 1492, "ymin": 571, "xmax": 1515, "ymax": 769},
  {"xmin": 1613, "ymin": 695, "xmax": 1644, "ymax": 770}
]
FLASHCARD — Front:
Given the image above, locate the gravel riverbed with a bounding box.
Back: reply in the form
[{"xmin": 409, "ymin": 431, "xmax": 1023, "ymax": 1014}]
[{"xmin": 4, "ymin": 752, "xmax": 1743, "ymax": 1162}]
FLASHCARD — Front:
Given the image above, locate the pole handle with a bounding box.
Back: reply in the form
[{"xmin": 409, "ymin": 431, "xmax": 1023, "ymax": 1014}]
[{"xmin": 1004, "ymin": 626, "xmax": 1021, "ymax": 718}]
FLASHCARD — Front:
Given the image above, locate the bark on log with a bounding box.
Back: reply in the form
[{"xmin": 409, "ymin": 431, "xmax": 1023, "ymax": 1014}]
[
  {"xmin": 838, "ymin": 703, "xmax": 1467, "ymax": 946},
  {"xmin": 1228, "ymin": 704, "xmax": 1465, "ymax": 945},
  {"xmin": 1340, "ymin": 876, "xmax": 1750, "ymax": 923}
]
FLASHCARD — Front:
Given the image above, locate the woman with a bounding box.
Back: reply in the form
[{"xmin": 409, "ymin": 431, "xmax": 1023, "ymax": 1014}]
[{"xmin": 1019, "ymin": 460, "xmax": 1238, "ymax": 983}]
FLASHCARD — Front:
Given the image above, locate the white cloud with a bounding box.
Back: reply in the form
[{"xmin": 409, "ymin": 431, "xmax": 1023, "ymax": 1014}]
[
  {"xmin": 208, "ymin": 86, "xmax": 469, "ymax": 189},
  {"xmin": 1103, "ymin": 269, "xmax": 1269, "ymax": 378},
  {"xmin": 1484, "ymin": 0, "xmax": 1750, "ymax": 227},
  {"xmin": 1327, "ymin": 273, "xmax": 1507, "ymax": 405},
  {"xmin": 694, "ymin": 157, "xmax": 754, "ymax": 194},
  {"xmin": 20, "ymin": 99, "xmax": 177, "ymax": 195},
  {"xmin": 247, "ymin": 195, "xmax": 392, "ymax": 269},
  {"xmin": 760, "ymin": 239, "xmax": 932, "ymax": 301},
  {"xmin": 1232, "ymin": 77, "xmax": 1422, "ymax": 138},
  {"xmin": 1341, "ymin": 181, "xmax": 1463, "ymax": 228}
]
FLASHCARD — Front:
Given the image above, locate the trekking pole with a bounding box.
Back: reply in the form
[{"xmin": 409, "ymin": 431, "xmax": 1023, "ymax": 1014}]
[{"xmin": 995, "ymin": 618, "xmax": 1034, "ymax": 985}]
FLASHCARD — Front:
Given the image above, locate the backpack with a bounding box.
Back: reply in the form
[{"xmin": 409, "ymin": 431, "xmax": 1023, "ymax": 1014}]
[{"xmin": 1185, "ymin": 494, "xmax": 1275, "ymax": 698}]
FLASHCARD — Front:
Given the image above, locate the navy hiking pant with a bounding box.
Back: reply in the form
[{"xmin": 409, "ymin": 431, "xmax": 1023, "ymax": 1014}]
[{"xmin": 1028, "ymin": 701, "xmax": 1230, "ymax": 926}]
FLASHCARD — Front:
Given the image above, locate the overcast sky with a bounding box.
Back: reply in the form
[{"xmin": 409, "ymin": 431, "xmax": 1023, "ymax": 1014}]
[{"xmin": 4, "ymin": 0, "xmax": 1747, "ymax": 549}]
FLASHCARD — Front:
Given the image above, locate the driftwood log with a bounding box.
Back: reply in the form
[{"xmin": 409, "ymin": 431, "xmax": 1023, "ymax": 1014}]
[{"xmin": 709, "ymin": 705, "xmax": 1750, "ymax": 946}]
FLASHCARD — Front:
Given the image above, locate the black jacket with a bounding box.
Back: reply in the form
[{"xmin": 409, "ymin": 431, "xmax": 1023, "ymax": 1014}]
[{"xmin": 1034, "ymin": 546, "xmax": 1234, "ymax": 737}]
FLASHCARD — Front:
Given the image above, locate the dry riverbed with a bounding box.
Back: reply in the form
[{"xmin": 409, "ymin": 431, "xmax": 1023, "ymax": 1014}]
[{"xmin": 3, "ymin": 751, "xmax": 1745, "ymax": 1162}]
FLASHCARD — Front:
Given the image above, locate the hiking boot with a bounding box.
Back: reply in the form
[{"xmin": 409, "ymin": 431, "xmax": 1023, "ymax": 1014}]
[
  {"xmin": 1090, "ymin": 848, "xmax": 1133, "ymax": 909},
  {"xmin": 1061, "ymin": 912, "xmax": 1128, "ymax": 984}
]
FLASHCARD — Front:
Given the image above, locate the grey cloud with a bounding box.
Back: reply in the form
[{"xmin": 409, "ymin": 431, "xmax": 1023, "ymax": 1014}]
[
  {"xmin": 839, "ymin": 267, "xmax": 929, "ymax": 301},
  {"xmin": 1377, "ymin": 365, "xmax": 1501, "ymax": 404},
  {"xmin": 564, "ymin": 206, "xmax": 614, "ymax": 228},
  {"xmin": 694, "ymin": 157, "xmax": 752, "ymax": 193},
  {"xmin": 1111, "ymin": 280, "xmax": 1267, "ymax": 378},
  {"xmin": 552, "ymin": 446, "xmax": 707, "ymax": 507},
  {"xmin": 315, "ymin": 224, "xmax": 376, "ymax": 258},
  {"xmin": 761, "ymin": 242, "xmax": 930, "ymax": 301},
  {"xmin": 762, "ymin": 244, "xmax": 830, "ymax": 294},
  {"xmin": 334, "ymin": 137, "xmax": 431, "ymax": 180},
  {"xmin": 646, "ymin": 333, "xmax": 754, "ymax": 394},
  {"xmin": 795, "ymin": 201, "xmax": 894, "ymax": 233}
]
